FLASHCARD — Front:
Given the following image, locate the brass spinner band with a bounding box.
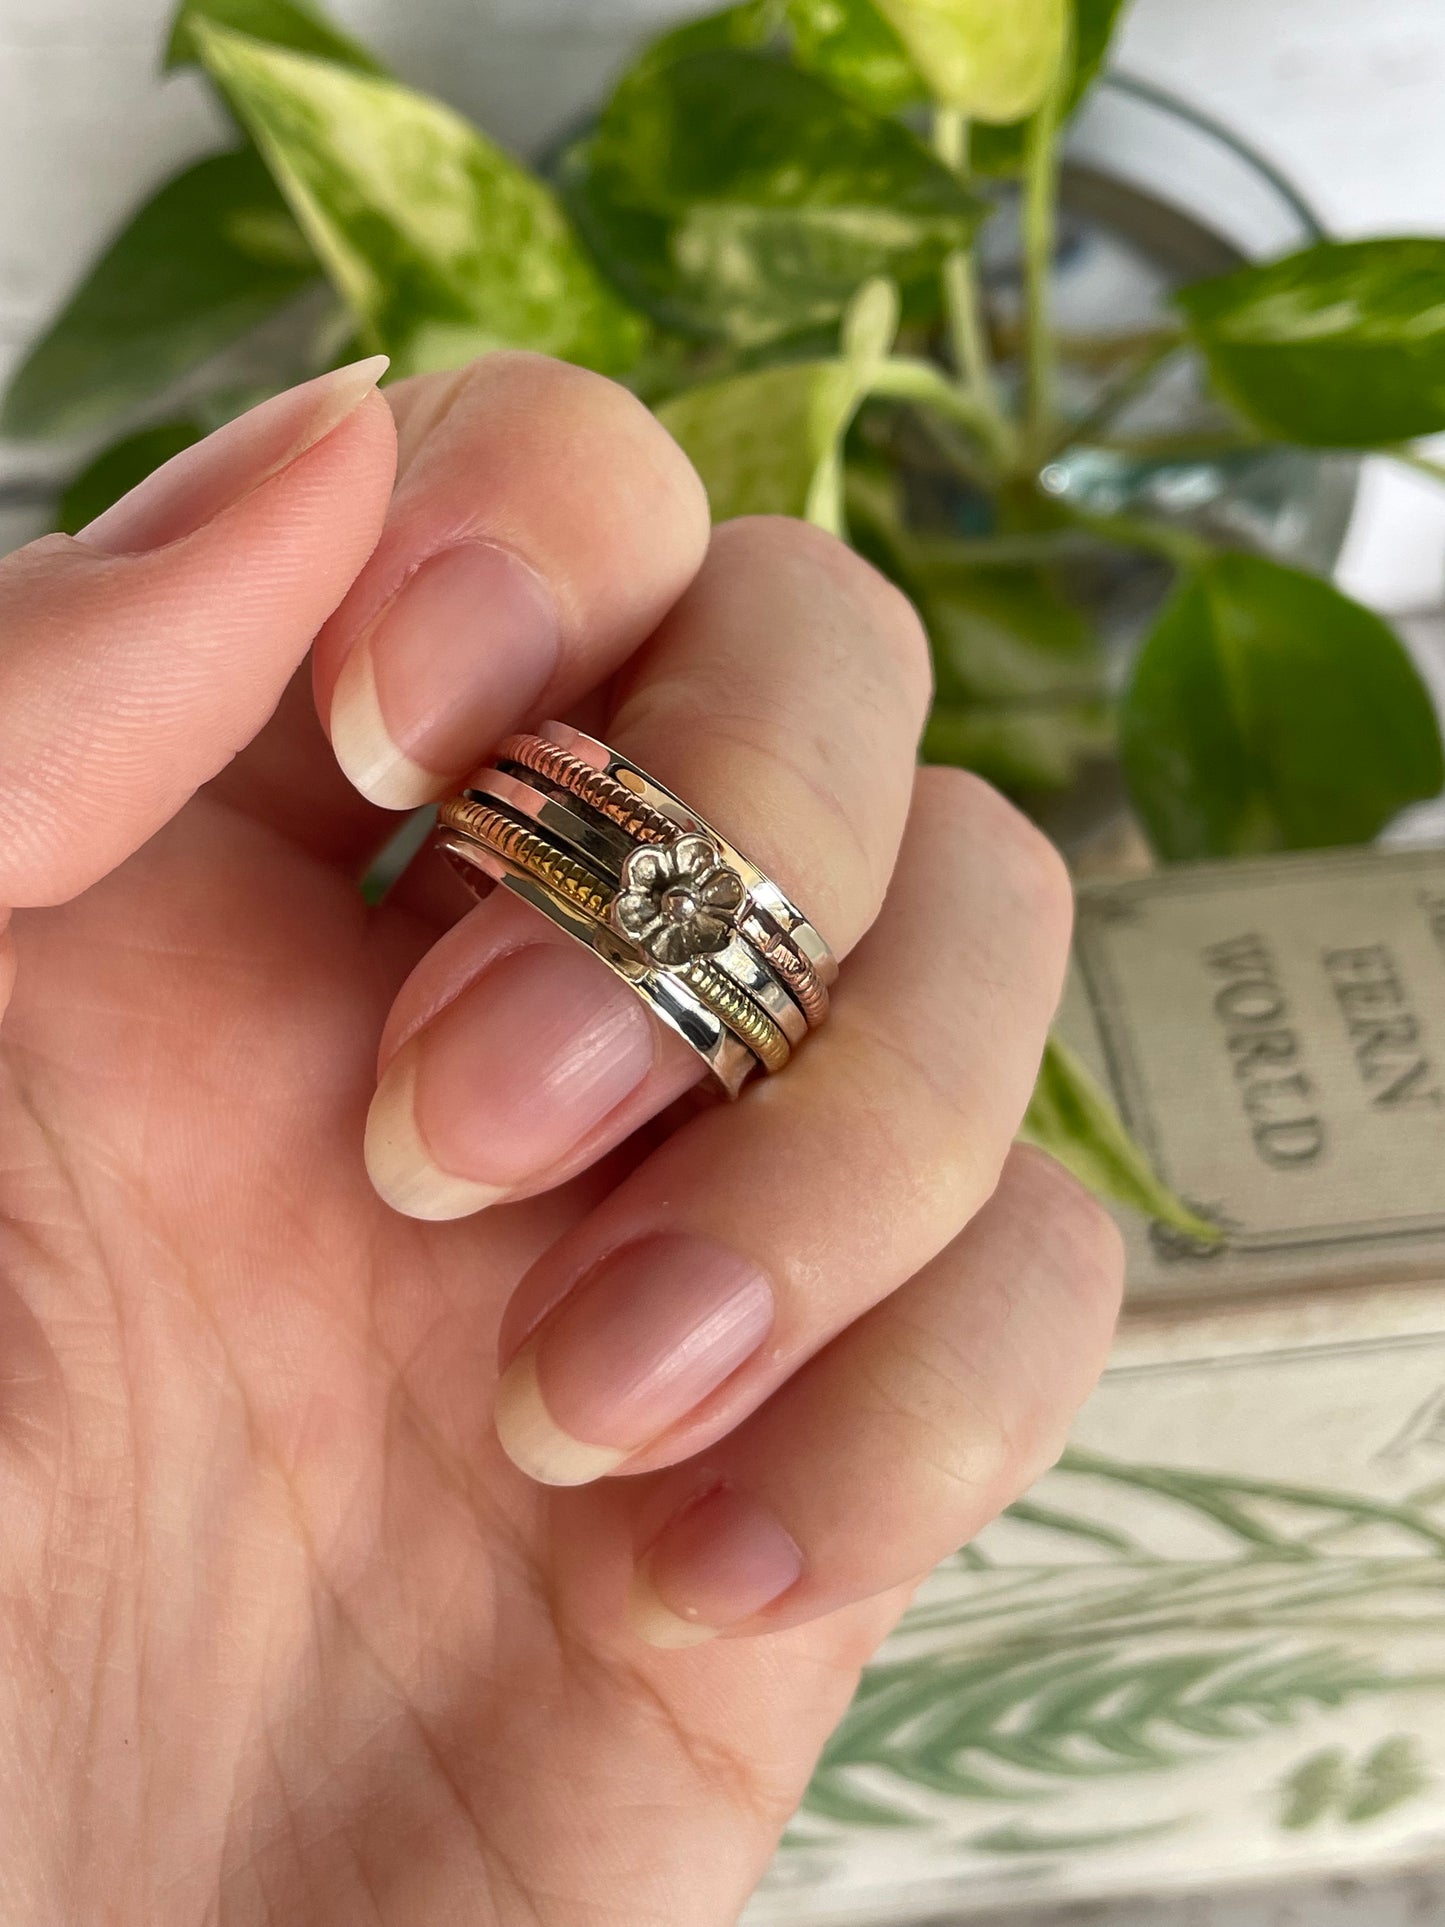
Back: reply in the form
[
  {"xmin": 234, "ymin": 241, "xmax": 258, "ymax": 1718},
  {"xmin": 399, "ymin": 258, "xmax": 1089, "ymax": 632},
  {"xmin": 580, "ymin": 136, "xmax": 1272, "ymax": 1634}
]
[
  {"xmin": 438, "ymin": 794, "xmax": 792, "ymax": 1077},
  {"xmin": 495, "ymin": 732, "xmax": 831, "ymax": 1029},
  {"xmin": 434, "ymin": 724, "xmax": 837, "ymax": 1095}
]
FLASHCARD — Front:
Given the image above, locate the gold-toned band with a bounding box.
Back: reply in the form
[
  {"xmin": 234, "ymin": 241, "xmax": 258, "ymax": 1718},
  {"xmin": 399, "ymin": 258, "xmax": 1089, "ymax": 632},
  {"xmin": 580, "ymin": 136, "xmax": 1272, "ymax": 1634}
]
[
  {"xmin": 437, "ymin": 795, "xmax": 792, "ymax": 1075},
  {"xmin": 441, "ymin": 795, "xmax": 609, "ymax": 918},
  {"xmin": 680, "ymin": 958, "xmax": 792, "ymax": 1075},
  {"xmin": 497, "ymin": 731, "xmax": 830, "ymax": 1029}
]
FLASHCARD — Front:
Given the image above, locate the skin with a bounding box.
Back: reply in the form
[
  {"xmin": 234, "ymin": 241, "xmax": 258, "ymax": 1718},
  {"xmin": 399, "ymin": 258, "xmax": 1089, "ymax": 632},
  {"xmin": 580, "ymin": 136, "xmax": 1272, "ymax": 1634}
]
[{"xmin": 0, "ymin": 353, "xmax": 1122, "ymax": 1926}]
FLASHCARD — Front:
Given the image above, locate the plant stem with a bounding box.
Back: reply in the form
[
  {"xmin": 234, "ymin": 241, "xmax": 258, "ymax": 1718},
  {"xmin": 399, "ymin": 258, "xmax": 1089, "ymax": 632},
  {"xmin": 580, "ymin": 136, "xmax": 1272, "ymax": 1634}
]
[
  {"xmin": 1388, "ymin": 445, "xmax": 1445, "ymax": 487},
  {"xmin": 863, "ymin": 356, "xmax": 996, "ymax": 489},
  {"xmin": 1050, "ymin": 335, "xmax": 1188, "ymax": 457},
  {"xmin": 1085, "ymin": 428, "xmax": 1271, "ymax": 462},
  {"xmin": 1021, "ymin": 36, "xmax": 1071, "ymax": 465},
  {"xmin": 993, "ymin": 320, "xmax": 1183, "ymax": 368},
  {"xmin": 865, "ymin": 354, "xmax": 1217, "ymax": 572},
  {"xmin": 867, "ymin": 354, "xmax": 1000, "ymax": 439},
  {"xmin": 1055, "ymin": 502, "xmax": 1212, "ymax": 570},
  {"xmin": 906, "ymin": 528, "xmax": 1124, "ymax": 567},
  {"xmin": 932, "ymin": 108, "xmax": 1014, "ymax": 469}
]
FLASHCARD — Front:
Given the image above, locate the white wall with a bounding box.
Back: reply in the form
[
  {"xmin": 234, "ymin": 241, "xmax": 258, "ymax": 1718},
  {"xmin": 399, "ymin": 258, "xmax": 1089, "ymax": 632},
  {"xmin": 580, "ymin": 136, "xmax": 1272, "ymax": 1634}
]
[
  {"xmin": 3, "ymin": 0, "xmax": 1444, "ymax": 596},
  {"xmin": 1117, "ymin": 0, "xmax": 1445, "ymax": 236}
]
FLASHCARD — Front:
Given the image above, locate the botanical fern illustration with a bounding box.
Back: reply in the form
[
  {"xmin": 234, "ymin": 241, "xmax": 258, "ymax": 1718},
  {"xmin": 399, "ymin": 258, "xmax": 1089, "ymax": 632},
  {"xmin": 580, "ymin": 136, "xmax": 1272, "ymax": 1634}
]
[
  {"xmin": 793, "ymin": 1447, "xmax": 1445, "ymax": 1845},
  {"xmin": 1280, "ymin": 1736, "xmax": 1433, "ymax": 1831},
  {"xmin": 1278, "ymin": 1745, "xmax": 1350, "ymax": 1830},
  {"xmin": 805, "ymin": 1640, "xmax": 1405, "ymax": 1827},
  {"xmin": 1009, "ymin": 1448, "xmax": 1445, "ymax": 1561},
  {"xmin": 1344, "ymin": 1735, "xmax": 1432, "ymax": 1823}
]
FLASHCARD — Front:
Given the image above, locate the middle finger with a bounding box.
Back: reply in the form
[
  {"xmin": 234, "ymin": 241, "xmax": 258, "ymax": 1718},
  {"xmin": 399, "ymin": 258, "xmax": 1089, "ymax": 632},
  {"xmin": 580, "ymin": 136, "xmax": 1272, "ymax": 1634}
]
[{"xmin": 364, "ymin": 514, "xmax": 931, "ymax": 1220}]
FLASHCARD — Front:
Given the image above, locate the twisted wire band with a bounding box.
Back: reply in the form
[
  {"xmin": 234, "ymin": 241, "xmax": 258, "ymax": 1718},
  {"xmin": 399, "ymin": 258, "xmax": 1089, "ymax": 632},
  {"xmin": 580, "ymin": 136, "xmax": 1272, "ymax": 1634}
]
[
  {"xmin": 678, "ymin": 960, "xmax": 791, "ymax": 1074},
  {"xmin": 497, "ymin": 732, "xmax": 677, "ymax": 841},
  {"xmin": 496, "ymin": 731, "xmax": 830, "ymax": 1028},
  {"xmin": 437, "ymin": 796, "xmax": 791, "ymax": 1075},
  {"xmin": 439, "ymin": 795, "xmax": 610, "ymax": 917}
]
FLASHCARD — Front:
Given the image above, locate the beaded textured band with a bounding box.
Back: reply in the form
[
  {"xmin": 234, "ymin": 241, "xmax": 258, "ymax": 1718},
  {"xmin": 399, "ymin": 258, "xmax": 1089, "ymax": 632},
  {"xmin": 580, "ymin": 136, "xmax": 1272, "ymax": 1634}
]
[
  {"xmin": 497, "ymin": 732, "xmax": 832, "ymax": 1028},
  {"xmin": 435, "ymin": 722, "xmax": 837, "ymax": 1097}
]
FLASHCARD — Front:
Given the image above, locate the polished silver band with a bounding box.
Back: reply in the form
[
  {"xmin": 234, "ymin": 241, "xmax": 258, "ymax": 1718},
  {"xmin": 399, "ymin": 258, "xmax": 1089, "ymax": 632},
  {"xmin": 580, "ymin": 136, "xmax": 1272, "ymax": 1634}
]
[
  {"xmin": 435, "ymin": 722, "xmax": 837, "ymax": 1096},
  {"xmin": 468, "ymin": 767, "xmax": 812, "ymax": 1047},
  {"xmin": 497, "ymin": 722, "xmax": 835, "ymax": 1028}
]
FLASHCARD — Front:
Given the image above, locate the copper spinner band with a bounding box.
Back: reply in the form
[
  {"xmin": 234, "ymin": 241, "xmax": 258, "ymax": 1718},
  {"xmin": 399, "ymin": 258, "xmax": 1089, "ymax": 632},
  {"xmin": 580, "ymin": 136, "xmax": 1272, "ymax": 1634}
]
[
  {"xmin": 437, "ymin": 796, "xmax": 793, "ymax": 1075},
  {"xmin": 495, "ymin": 732, "xmax": 831, "ymax": 1029}
]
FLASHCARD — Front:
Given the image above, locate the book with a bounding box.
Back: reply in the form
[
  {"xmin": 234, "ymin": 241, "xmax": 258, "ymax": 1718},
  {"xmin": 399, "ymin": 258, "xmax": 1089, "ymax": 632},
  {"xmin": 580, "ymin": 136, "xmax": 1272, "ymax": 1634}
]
[{"xmin": 750, "ymin": 844, "xmax": 1445, "ymax": 1926}]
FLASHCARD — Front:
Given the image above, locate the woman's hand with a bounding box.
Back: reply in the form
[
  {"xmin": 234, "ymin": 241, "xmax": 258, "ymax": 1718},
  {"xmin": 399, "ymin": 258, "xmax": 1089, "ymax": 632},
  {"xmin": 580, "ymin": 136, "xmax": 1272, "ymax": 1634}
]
[{"xmin": 0, "ymin": 352, "xmax": 1122, "ymax": 1926}]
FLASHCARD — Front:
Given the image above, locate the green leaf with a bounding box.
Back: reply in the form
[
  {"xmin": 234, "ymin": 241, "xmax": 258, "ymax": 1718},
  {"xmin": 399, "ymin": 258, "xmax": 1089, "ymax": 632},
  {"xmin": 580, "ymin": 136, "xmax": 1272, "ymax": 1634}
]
[
  {"xmin": 561, "ymin": 49, "xmax": 981, "ymax": 346},
  {"xmin": 1066, "ymin": 0, "xmax": 1132, "ymax": 107},
  {"xmin": 926, "ymin": 565, "xmax": 1099, "ymax": 705},
  {"xmin": 848, "ymin": 477, "xmax": 1114, "ymax": 794},
  {"xmin": 924, "ymin": 700, "xmax": 1114, "ymax": 792},
  {"xmin": 658, "ymin": 362, "xmax": 861, "ymax": 524},
  {"xmin": 784, "ymin": 0, "xmax": 923, "ymax": 113},
  {"xmin": 972, "ymin": 0, "xmax": 1131, "ymax": 173},
  {"xmin": 915, "ymin": 560, "xmax": 1111, "ymax": 790},
  {"xmin": 56, "ymin": 420, "xmax": 207, "ymax": 534},
  {"xmin": 656, "ymin": 278, "xmax": 897, "ymax": 527},
  {"xmin": 1023, "ymin": 1036, "xmax": 1221, "ymax": 1242},
  {"xmin": 1120, "ymin": 554, "xmax": 1445, "ymax": 860},
  {"xmin": 1177, "ymin": 239, "xmax": 1445, "ymax": 446},
  {"xmin": 0, "ymin": 148, "xmax": 316, "ymax": 439},
  {"xmin": 872, "ymin": 0, "xmax": 1067, "ymax": 121},
  {"xmin": 192, "ymin": 24, "xmax": 646, "ymax": 378},
  {"xmin": 168, "ymin": 0, "xmax": 382, "ymax": 71},
  {"xmin": 628, "ymin": 0, "xmax": 781, "ymax": 81}
]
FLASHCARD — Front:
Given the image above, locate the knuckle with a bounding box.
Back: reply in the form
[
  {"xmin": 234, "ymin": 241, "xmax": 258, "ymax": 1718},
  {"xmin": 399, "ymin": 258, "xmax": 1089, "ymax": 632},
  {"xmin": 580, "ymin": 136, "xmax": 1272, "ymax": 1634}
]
[
  {"xmin": 833, "ymin": 1012, "xmax": 1000, "ymax": 1217},
  {"xmin": 855, "ymin": 1317, "xmax": 1012, "ymax": 1505},
  {"xmin": 714, "ymin": 516, "xmax": 933, "ymax": 717},
  {"xmin": 398, "ymin": 351, "xmax": 711, "ymax": 553},
  {"xmin": 920, "ymin": 766, "xmax": 1073, "ymax": 941},
  {"xmin": 1012, "ymin": 1143, "xmax": 1127, "ymax": 1323}
]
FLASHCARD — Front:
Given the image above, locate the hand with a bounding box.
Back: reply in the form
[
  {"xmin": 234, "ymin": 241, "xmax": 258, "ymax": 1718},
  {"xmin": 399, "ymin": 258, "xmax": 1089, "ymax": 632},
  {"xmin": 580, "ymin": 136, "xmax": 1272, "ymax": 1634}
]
[{"xmin": 0, "ymin": 352, "xmax": 1122, "ymax": 1926}]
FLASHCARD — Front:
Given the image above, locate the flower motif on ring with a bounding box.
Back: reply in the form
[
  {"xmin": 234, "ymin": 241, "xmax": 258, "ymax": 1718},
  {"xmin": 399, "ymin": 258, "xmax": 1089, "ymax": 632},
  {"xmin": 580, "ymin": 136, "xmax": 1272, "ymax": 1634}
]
[{"xmin": 612, "ymin": 832, "xmax": 748, "ymax": 968}]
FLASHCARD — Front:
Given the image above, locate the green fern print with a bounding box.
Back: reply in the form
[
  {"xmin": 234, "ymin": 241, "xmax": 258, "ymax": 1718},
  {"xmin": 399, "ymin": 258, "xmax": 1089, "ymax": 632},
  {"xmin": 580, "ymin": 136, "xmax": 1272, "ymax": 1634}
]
[
  {"xmin": 1281, "ymin": 1736, "xmax": 1433, "ymax": 1831},
  {"xmin": 792, "ymin": 1448, "xmax": 1445, "ymax": 1852}
]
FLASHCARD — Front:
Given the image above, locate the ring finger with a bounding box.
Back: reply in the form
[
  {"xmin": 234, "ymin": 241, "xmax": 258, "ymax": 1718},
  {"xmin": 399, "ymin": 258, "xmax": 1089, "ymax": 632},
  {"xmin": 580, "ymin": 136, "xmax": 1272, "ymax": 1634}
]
[
  {"xmin": 492, "ymin": 767, "xmax": 1074, "ymax": 1486},
  {"xmin": 620, "ymin": 1143, "xmax": 1123, "ymax": 1647}
]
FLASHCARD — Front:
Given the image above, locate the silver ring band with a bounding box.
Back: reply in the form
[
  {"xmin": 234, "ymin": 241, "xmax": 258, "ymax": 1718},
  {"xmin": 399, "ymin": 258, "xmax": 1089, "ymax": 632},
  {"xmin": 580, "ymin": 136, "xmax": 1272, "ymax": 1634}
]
[
  {"xmin": 466, "ymin": 767, "xmax": 812, "ymax": 1047},
  {"xmin": 435, "ymin": 724, "xmax": 838, "ymax": 1095}
]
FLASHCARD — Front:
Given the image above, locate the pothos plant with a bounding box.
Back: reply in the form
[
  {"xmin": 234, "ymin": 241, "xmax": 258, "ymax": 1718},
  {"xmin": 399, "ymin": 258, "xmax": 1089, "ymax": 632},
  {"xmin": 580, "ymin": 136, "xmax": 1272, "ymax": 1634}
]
[{"xmin": 6, "ymin": 0, "xmax": 1445, "ymax": 1234}]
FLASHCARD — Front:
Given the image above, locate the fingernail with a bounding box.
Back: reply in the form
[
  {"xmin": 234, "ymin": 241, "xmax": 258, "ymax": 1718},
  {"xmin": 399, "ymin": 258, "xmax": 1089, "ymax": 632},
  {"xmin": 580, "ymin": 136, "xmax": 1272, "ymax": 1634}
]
[
  {"xmin": 329, "ymin": 540, "xmax": 560, "ymax": 809},
  {"xmin": 365, "ymin": 942, "xmax": 655, "ymax": 1221},
  {"xmin": 630, "ymin": 1485, "xmax": 804, "ymax": 1648},
  {"xmin": 77, "ymin": 356, "xmax": 389, "ymax": 555},
  {"xmin": 493, "ymin": 1235, "xmax": 774, "ymax": 1487}
]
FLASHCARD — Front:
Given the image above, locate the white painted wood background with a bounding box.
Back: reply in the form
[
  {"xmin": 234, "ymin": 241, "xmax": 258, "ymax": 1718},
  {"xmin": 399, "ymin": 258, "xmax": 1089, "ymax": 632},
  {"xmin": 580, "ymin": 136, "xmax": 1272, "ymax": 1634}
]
[{"xmin": 1, "ymin": 3, "xmax": 1443, "ymax": 1920}]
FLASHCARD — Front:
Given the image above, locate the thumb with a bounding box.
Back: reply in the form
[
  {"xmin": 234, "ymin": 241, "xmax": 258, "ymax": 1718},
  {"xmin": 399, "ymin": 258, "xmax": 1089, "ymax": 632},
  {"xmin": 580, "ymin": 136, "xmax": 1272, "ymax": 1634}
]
[{"xmin": 0, "ymin": 358, "xmax": 397, "ymax": 911}]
